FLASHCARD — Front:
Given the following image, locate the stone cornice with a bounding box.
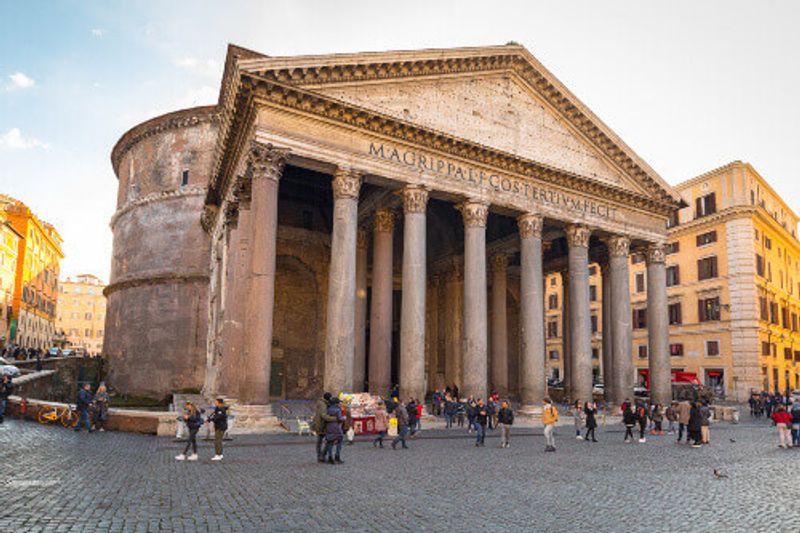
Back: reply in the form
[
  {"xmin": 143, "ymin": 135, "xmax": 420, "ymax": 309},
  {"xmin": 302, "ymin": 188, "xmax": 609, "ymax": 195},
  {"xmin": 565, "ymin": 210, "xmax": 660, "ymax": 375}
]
[
  {"xmin": 104, "ymin": 272, "xmax": 209, "ymax": 297},
  {"xmin": 110, "ymin": 187, "xmax": 206, "ymax": 228},
  {"xmin": 241, "ymin": 47, "xmax": 679, "ymax": 206},
  {"xmin": 111, "ymin": 106, "xmax": 218, "ymax": 177},
  {"xmin": 667, "ymin": 206, "xmax": 757, "ymax": 239}
]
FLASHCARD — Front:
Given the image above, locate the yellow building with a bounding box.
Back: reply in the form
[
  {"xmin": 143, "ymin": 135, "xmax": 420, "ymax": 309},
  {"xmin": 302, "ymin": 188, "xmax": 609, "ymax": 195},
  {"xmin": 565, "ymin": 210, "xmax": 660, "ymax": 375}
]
[
  {"xmin": 0, "ymin": 213, "xmax": 23, "ymax": 348},
  {"xmin": 1, "ymin": 195, "xmax": 64, "ymax": 350},
  {"xmin": 56, "ymin": 274, "xmax": 106, "ymax": 355}
]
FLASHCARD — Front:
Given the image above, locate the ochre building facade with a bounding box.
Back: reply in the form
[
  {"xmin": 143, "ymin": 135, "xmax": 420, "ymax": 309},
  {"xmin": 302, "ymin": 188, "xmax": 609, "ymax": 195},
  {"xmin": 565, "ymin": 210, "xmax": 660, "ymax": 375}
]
[
  {"xmin": 105, "ymin": 44, "xmax": 682, "ymax": 407},
  {"xmin": 56, "ymin": 274, "xmax": 107, "ymax": 355}
]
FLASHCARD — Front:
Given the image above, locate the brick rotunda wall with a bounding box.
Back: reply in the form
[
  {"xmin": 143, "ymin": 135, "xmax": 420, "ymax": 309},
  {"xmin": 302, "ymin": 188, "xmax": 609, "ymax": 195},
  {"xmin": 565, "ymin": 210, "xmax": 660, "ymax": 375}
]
[{"xmin": 104, "ymin": 106, "xmax": 217, "ymax": 399}]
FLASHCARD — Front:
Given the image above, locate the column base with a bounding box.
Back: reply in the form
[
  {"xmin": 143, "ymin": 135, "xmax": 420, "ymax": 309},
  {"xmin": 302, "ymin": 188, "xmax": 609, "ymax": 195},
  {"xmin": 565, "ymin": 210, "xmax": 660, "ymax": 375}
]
[
  {"xmin": 517, "ymin": 404, "xmax": 543, "ymax": 419},
  {"xmin": 228, "ymin": 403, "xmax": 280, "ymax": 432}
]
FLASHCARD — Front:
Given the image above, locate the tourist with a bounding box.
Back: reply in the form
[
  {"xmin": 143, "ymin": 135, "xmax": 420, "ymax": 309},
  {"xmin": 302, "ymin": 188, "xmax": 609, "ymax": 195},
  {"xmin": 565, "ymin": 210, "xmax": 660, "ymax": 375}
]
[
  {"xmin": 390, "ymin": 384, "xmax": 400, "ymax": 402},
  {"xmin": 444, "ymin": 395, "xmax": 457, "ymax": 429},
  {"xmin": 372, "ymin": 401, "xmax": 389, "ymax": 448},
  {"xmin": 432, "ymin": 390, "xmax": 442, "ymax": 416},
  {"xmin": 688, "ymin": 401, "xmax": 703, "ymax": 448},
  {"xmin": 391, "ymin": 400, "xmax": 410, "ymax": 450},
  {"xmin": 650, "ymin": 403, "xmax": 664, "ymax": 436},
  {"xmin": 207, "ymin": 398, "xmax": 228, "ymax": 461},
  {"xmin": 312, "ymin": 392, "xmax": 336, "ymax": 462},
  {"xmin": 677, "ymin": 399, "xmax": 691, "ymax": 443},
  {"xmin": 342, "ymin": 401, "xmax": 354, "ymax": 445},
  {"xmin": 771, "ymin": 405, "xmax": 792, "ymax": 449},
  {"xmin": 573, "ymin": 400, "xmax": 585, "ymax": 440},
  {"xmin": 699, "ymin": 401, "xmax": 711, "ymax": 444},
  {"xmin": 452, "ymin": 384, "xmax": 460, "ymax": 401},
  {"xmin": 487, "ymin": 396, "xmax": 497, "ymax": 430},
  {"xmin": 584, "ymin": 401, "xmax": 598, "ymax": 443},
  {"xmin": 622, "ymin": 404, "xmax": 636, "ymax": 443},
  {"xmin": 406, "ymin": 398, "xmax": 418, "ymax": 436},
  {"xmin": 93, "ymin": 384, "xmax": 110, "ymax": 432},
  {"xmin": 620, "ymin": 397, "xmax": 631, "ymax": 414},
  {"xmin": 790, "ymin": 402, "xmax": 800, "ymax": 447},
  {"xmin": 635, "ymin": 401, "xmax": 648, "ymax": 443},
  {"xmin": 0, "ymin": 374, "xmax": 13, "ymax": 424},
  {"xmin": 466, "ymin": 397, "xmax": 477, "ymax": 433},
  {"xmin": 542, "ymin": 398, "xmax": 558, "ymax": 452},
  {"xmin": 75, "ymin": 383, "xmax": 94, "ymax": 433},
  {"xmin": 497, "ymin": 400, "xmax": 514, "ymax": 448},
  {"xmin": 175, "ymin": 401, "xmax": 203, "ymax": 461},
  {"xmin": 322, "ymin": 397, "xmax": 345, "ymax": 464},
  {"xmin": 415, "ymin": 399, "xmax": 423, "ymax": 432},
  {"xmin": 665, "ymin": 401, "xmax": 678, "ymax": 434},
  {"xmin": 474, "ymin": 398, "xmax": 488, "ymax": 447}
]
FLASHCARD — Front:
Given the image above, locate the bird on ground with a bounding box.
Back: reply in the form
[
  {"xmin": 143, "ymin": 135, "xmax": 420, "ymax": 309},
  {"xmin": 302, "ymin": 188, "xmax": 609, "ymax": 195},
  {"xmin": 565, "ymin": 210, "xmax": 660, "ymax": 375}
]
[{"xmin": 713, "ymin": 469, "xmax": 729, "ymax": 479}]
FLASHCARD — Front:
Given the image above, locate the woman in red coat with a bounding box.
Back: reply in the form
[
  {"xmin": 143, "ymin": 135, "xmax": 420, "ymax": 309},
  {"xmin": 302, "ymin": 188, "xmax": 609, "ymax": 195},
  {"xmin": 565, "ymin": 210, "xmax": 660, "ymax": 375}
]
[{"xmin": 772, "ymin": 406, "xmax": 793, "ymax": 448}]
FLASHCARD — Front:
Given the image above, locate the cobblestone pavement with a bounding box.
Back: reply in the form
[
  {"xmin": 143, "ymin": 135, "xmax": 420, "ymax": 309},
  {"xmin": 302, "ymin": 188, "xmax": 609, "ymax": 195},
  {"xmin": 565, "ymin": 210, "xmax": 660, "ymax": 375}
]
[{"xmin": 1, "ymin": 416, "xmax": 798, "ymax": 532}]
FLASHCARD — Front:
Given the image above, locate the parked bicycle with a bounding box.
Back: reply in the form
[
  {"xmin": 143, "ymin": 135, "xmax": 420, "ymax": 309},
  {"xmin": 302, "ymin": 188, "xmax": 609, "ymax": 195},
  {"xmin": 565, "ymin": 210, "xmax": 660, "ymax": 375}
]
[{"xmin": 36, "ymin": 404, "xmax": 79, "ymax": 428}]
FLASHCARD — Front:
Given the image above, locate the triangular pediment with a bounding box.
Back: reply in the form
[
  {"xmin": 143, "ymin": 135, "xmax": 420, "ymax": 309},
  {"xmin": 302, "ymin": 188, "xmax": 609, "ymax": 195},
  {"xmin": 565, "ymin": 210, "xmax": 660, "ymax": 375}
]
[{"xmin": 233, "ymin": 44, "xmax": 681, "ymax": 206}]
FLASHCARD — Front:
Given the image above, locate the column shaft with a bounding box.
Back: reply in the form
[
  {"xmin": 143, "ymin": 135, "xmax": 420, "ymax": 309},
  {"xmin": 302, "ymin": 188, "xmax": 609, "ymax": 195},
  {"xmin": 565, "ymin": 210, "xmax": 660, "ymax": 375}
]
[
  {"xmin": 353, "ymin": 229, "xmax": 368, "ymax": 392},
  {"xmin": 323, "ymin": 169, "xmax": 361, "ymax": 393},
  {"xmin": 490, "ymin": 254, "xmax": 509, "ymax": 396},
  {"xmin": 461, "ymin": 200, "xmax": 489, "ymax": 400},
  {"xmin": 400, "ymin": 187, "xmax": 428, "ymax": 402},
  {"xmin": 518, "ymin": 214, "xmax": 545, "ymax": 407},
  {"xmin": 444, "ymin": 265, "xmax": 463, "ymax": 389},
  {"xmin": 567, "ymin": 224, "xmax": 593, "ymax": 402},
  {"xmin": 562, "ymin": 272, "xmax": 571, "ymax": 398},
  {"xmin": 609, "ymin": 237, "xmax": 633, "ymax": 406},
  {"xmin": 647, "ymin": 244, "xmax": 671, "ymax": 406},
  {"xmin": 368, "ymin": 210, "xmax": 394, "ymax": 395},
  {"xmin": 218, "ymin": 206, "xmax": 248, "ymax": 397},
  {"xmin": 601, "ymin": 264, "xmax": 613, "ymax": 403}
]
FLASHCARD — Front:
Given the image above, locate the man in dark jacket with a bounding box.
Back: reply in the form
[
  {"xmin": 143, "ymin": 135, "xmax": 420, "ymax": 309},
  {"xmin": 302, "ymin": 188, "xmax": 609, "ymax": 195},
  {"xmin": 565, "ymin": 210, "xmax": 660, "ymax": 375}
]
[
  {"xmin": 474, "ymin": 398, "xmax": 488, "ymax": 447},
  {"xmin": 207, "ymin": 398, "xmax": 228, "ymax": 461},
  {"xmin": 444, "ymin": 396, "xmax": 457, "ymax": 429},
  {"xmin": 406, "ymin": 399, "xmax": 418, "ymax": 436},
  {"xmin": 312, "ymin": 392, "xmax": 337, "ymax": 462},
  {"xmin": 0, "ymin": 375, "xmax": 13, "ymax": 423},
  {"xmin": 497, "ymin": 400, "xmax": 514, "ymax": 448},
  {"xmin": 391, "ymin": 401, "xmax": 410, "ymax": 450},
  {"xmin": 75, "ymin": 383, "xmax": 94, "ymax": 432}
]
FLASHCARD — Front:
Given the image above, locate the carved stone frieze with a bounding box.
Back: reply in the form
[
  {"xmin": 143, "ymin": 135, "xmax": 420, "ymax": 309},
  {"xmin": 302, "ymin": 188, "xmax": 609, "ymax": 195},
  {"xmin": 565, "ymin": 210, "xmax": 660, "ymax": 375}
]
[
  {"xmin": 374, "ymin": 209, "xmax": 396, "ymax": 232},
  {"xmin": 565, "ymin": 224, "xmax": 591, "ymax": 248},
  {"xmin": 645, "ymin": 242, "xmax": 667, "ymax": 264},
  {"xmin": 332, "ymin": 168, "xmax": 362, "ymax": 200},
  {"xmin": 248, "ymin": 141, "xmax": 289, "ymax": 182},
  {"xmin": 458, "ymin": 200, "xmax": 489, "ymax": 228},
  {"xmin": 402, "ymin": 186, "xmax": 428, "ymax": 214},
  {"xmin": 605, "ymin": 235, "xmax": 631, "ymax": 258},
  {"xmin": 517, "ymin": 213, "xmax": 543, "ymax": 239}
]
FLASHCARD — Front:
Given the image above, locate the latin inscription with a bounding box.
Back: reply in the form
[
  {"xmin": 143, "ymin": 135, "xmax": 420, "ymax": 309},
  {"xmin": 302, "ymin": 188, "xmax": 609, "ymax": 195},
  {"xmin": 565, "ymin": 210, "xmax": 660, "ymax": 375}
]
[{"xmin": 369, "ymin": 142, "xmax": 618, "ymax": 220}]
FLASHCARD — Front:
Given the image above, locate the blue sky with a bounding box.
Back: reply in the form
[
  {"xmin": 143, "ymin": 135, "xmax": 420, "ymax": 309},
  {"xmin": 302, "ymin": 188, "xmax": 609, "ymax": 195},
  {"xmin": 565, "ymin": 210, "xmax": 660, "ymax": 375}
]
[{"xmin": 2, "ymin": 1, "xmax": 800, "ymax": 281}]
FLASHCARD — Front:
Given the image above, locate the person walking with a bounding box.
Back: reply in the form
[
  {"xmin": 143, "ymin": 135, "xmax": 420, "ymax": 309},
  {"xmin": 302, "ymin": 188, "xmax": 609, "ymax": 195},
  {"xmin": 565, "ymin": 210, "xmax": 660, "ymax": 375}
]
[
  {"xmin": 175, "ymin": 401, "xmax": 204, "ymax": 461},
  {"xmin": 623, "ymin": 404, "xmax": 636, "ymax": 443},
  {"xmin": 688, "ymin": 401, "xmax": 703, "ymax": 448},
  {"xmin": 391, "ymin": 400, "xmax": 410, "ymax": 450},
  {"xmin": 635, "ymin": 402, "xmax": 648, "ymax": 443},
  {"xmin": 771, "ymin": 405, "xmax": 793, "ymax": 449},
  {"xmin": 415, "ymin": 400, "xmax": 424, "ymax": 433},
  {"xmin": 207, "ymin": 398, "xmax": 228, "ymax": 461},
  {"xmin": 311, "ymin": 392, "xmax": 336, "ymax": 462},
  {"xmin": 323, "ymin": 397, "xmax": 345, "ymax": 464},
  {"xmin": 466, "ymin": 397, "xmax": 477, "ymax": 434},
  {"xmin": 699, "ymin": 402, "xmax": 712, "ymax": 444},
  {"xmin": 497, "ymin": 400, "xmax": 514, "ymax": 448},
  {"xmin": 0, "ymin": 375, "xmax": 13, "ymax": 424},
  {"xmin": 665, "ymin": 401, "xmax": 678, "ymax": 435},
  {"xmin": 75, "ymin": 383, "xmax": 94, "ymax": 433},
  {"xmin": 542, "ymin": 398, "xmax": 559, "ymax": 452},
  {"xmin": 406, "ymin": 398, "xmax": 418, "ymax": 437},
  {"xmin": 584, "ymin": 401, "xmax": 598, "ymax": 442},
  {"xmin": 93, "ymin": 384, "xmax": 110, "ymax": 432},
  {"xmin": 444, "ymin": 395, "xmax": 457, "ymax": 429},
  {"xmin": 474, "ymin": 398, "xmax": 488, "ymax": 447},
  {"xmin": 677, "ymin": 399, "xmax": 691, "ymax": 443},
  {"xmin": 573, "ymin": 400, "xmax": 585, "ymax": 440},
  {"xmin": 790, "ymin": 402, "xmax": 800, "ymax": 448},
  {"xmin": 372, "ymin": 402, "xmax": 389, "ymax": 448},
  {"xmin": 432, "ymin": 390, "xmax": 442, "ymax": 416}
]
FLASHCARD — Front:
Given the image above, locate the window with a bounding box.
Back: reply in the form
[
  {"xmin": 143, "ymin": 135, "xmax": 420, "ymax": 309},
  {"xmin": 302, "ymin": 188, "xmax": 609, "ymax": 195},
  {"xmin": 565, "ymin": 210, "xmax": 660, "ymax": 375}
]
[
  {"xmin": 589, "ymin": 266, "xmax": 597, "ymax": 276},
  {"xmin": 762, "ymin": 341, "xmax": 771, "ymax": 356},
  {"xmin": 670, "ymin": 343, "xmax": 684, "ymax": 357},
  {"xmin": 85, "ymin": 329, "xmax": 91, "ymax": 337},
  {"xmin": 638, "ymin": 345, "xmax": 648, "ymax": 359},
  {"xmin": 706, "ymin": 340, "xmax": 720, "ymax": 356},
  {"xmin": 592, "ymin": 348, "xmax": 599, "ymax": 360},
  {"xmin": 695, "ymin": 192, "xmax": 717, "ymax": 218},
  {"xmin": 550, "ymin": 277, "xmax": 557, "ymax": 287},
  {"xmin": 635, "ymin": 273, "xmax": 645, "ymax": 293},
  {"xmin": 781, "ymin": 307, "xmax": 790, "ymax": 329},
  {"xmin": 770, "ymin": 302, "xmax": 779, "ymax": 324},
  {"xmin": 756, "ymin": 254, "xmax": 765, "ymax": 277},
  {"xmin": 666, "ymin": 266, "xmax": 680, "ymax": 287},
  {"xmin": 84, "ymin": 312, "xmax": 92, "ymax": 320},
  {"xmin": 632, "ymin": 254, "xmax": 644, "ymax": 265},
  {"xmin": 181, "ymin": 169, "xmax": 189, "ymax": 186},
  {"xmin": 697, "ymin": 256, "xmax": 718, "ymax": 280},
  {"xmin": 667, "ymin": 211, "xmax": 679, "ymax": 228},
  {"xmin": 97, "ymin": 330, "xmax": 103, "ymax": 338},
  {"xmin": 589, "ymin": 285, "xmax": 597, "ymax": 301},
  {"xmin": 666, "ymin": 242, "xmax": 680, "ymax": 255},
  {"xmin": 591, "ymin": 314, "xmax": 598, "ymax": 333},
  {"xmin": 754, "ymin": 228, "xmax": 760, "ymax": 241},
  {"xmin": 547, "ymin": 321, "xmax": 558, "ymax": 338},
  {"xmin": 785, "ymin": 348, "xmax": 793, "ymax": 360},
  {"xmin": 696, "ymin": 231, "xmax": 717, "ymax": 247},
  {"xmin": 764, "ymin": 236, "xmax": 772, "ymax": 250},
  {"xmin": 549, "ymin": 350, "xmax": 559, "ymax": 360},
  {"xmin": 792, "ymin": 313, "xmax": 798, "ymax": 332},
  {"xmin": 633, "ymin": 308, "xmax": 647, "ymax": 329},
  {"xmin": 668, "ymin": 303, "xmax": 682, "ymax": 325},
  {"xmin": 548, "ymin": 294, "xmax": 558, "ymax": 310},
  {"xmin": 698, "ymin": 297, "xmax": 721, "ymax": 322}
]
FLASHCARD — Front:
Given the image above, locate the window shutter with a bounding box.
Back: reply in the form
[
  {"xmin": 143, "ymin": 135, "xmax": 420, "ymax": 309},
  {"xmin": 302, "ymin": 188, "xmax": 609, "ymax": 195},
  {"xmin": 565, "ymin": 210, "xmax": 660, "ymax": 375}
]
[
  {"xmin": 708, "ymin": 193, "xmax": 716, "ymax": 213},
  {"xmin": 698, "ymin": 299, "xmax": 705, "ymax": 322},
  {"xmin": 695, "ymin": 197, "xmax": 702, "ymax": 217}
]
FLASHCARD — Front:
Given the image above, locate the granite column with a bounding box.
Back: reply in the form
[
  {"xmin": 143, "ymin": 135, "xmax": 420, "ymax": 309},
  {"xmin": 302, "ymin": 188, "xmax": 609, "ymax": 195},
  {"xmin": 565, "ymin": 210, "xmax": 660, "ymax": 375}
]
[
  {"xmin": 368, "ymin": 209, "xmax": 395, "ymax": 395},
  {"xmin": 490, "ymin": 253, "xmax": 509, "ymax": 397},
  {"xmin": 566, "ymin": 224, "xmax": 593, "ymax": 403},
  {"xmin": 646, "ymin": 243, "xmax": 671, "ymax": 406},
  {"xmin": 518, "ymin": 214, "xmax": 545, "ymax": 408},
  {"xmin": 460, "ymin": 200, "xmax": 489, "ymax": 400}
]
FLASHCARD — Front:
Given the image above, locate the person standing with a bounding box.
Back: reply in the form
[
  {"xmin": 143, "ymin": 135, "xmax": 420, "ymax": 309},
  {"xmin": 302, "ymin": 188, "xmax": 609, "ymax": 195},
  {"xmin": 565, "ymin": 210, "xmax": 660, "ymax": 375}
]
[
  {"xmin": 790, "ymin": 402, "xmax": 800, "ymax": 447},
  {"xmin": 665, "ymin": 401, "xmax": 678, "ymax": 435},
  {"xmin": 542, "ymin": 398, "xmax": 559, "ymax": 452},
  {"xmin": 650, "ymin": 404, "xmax": 664, "ymax": 436},
  {"xmin": 771, "ymin": 405, "xmax": 793, "ymax": 449},
  {"xmin": 406, "ymin": 398, "xmax": 418, "ymax": 437},
  {"xmin": 466, "ymin": 397, "xmax": 477, "ymax": 434},
  {"xmin": 175, "ymin": 401, "xmax": 204, "ymax": 461},
  {"xmin": 432, "ymin": 390, "xmax": 442, "ymax": 417},
  {"xmin": 584, "ymin": 401, "xmax": 598, "ymax": 443},
  {"xmin": 635, "ymin": 402, "xmax": 648, "ymax": 443},
  {"xmin": 391, "ymin": 400, "xmax": 410, "ymax": 450},
  {"xmin": 415, "ymin": 400, "xmax": 424, "ymax": 433},
  {"xmin": 623, "ymin": 404, "xmax": 636, "ymax": 443},
  {"xmin": 474, "ymin": 398, "xmax": 488, "ymax": 447},
  {"xmin": 0, "ymin": 375, "xmax": 13, "ymax": 424},
  {"xmin": 677, "ymin": 399, "xmax": 691, "ymax": 444},
  {"xmin": 497, "ymin": 400, "xmax": 514, "ymax": 448},
  {"xmin": 372, "ymin": 402, "xmax": 389, "ymax": 448},
  {"xmin": 312, "ymin": 392, "xmax": 337, "ymax": 462},
  {"xmin": 688, "ymin": 401, "xmax": 703, "ymax": 448},
  {"xmin": 573, "ymin": 400, "xmax": 585, "ymax": 440},
  {"xmin": 699, "ymin": 402, "xmax": 711, "ymax": 444},
  {"xmin": 93, "ymin": 384, "xmax": 110, "ymax": 432},
  {"xmin": 444, "ymin": 395, "xmax": 457, "ymax": 429},
  {"xmin": 207, "ymin": 398, "xmax": 228, "ymax": 461},
  {"xmin": 323, "ymin": 397, "xmax": 345, "ymax": 464},
  {"xmin": 75, "ymin": 383, "xmax": 94, "ymax": 433}
]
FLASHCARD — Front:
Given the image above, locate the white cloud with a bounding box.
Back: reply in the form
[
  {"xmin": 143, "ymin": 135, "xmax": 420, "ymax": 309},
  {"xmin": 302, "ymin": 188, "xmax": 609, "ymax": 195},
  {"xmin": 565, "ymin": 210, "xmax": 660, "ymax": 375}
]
[
  {"xmin": 0, "ymin": 128, "xmax": 50, "ymax": 150},
  {"xmin": 175, "ymin": 57, "xmax": 222, "ymax": 78},
  {"xmin": 7, "ymin": 72, "xmax": 35, "ymax": 91},
  {"xmin": 91, "ymin": 28, "xmax": 107, "ymax": 37}
]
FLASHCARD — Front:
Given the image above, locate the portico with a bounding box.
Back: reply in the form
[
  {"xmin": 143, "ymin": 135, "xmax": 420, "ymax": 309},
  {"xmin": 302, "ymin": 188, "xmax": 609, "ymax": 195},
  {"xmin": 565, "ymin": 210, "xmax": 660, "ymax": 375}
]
[{"xmin": 200, "ymin": 44, "xmax": 682, "ymax": 408}]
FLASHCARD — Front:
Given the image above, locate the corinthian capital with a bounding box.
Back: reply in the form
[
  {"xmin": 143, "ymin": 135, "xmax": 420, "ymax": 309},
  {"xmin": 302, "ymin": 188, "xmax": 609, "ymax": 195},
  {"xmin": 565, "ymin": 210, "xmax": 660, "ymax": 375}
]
[
  {"xmin": 374, "ymin": 209, "xmax": 396, "ymax": 233},
  {"xmin": 248, "ymin": 141, "xmax": 289, "ymax": 182},
  {"xmin": 402, "ymin": 186, "xmax": 429, "ymax": 214},
  {"xmin": 605, "ymin": 235, "xmax": 631, "ymax": 258},
  {"xmin": 645, "ymin": 242, "xmax": 666, "ymax": 265},
  {"xmin": 490, "ymin": 253, "xmax": 508, "ymax": 273},
  {"xmin": 565, "ymin": 224, "xmax": 591, "ymax": 248},
  {"xmin": 458, "ymin": 199, "xmax": 489, "ymax": 228},
  {"xmin": 517, "ymin": 213, "xmax": 543, "ymax": 239},
  {"xmin": 332, "ymin": 168, "xmax": 362, "ymax": 200}
]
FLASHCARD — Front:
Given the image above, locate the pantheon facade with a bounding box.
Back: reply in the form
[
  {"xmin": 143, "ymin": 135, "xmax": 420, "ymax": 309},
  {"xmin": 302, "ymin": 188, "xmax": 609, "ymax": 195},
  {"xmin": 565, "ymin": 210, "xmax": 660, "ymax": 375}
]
[{"xmin": 105, "ymin": 44, "xmax": 682, "ymax": 409}]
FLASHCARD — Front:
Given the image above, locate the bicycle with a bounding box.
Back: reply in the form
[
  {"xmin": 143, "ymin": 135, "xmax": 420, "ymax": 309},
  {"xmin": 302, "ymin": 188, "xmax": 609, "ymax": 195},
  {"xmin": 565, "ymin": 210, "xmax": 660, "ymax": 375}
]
[{"xmin": 36, "ymin": 404, "xmax": 79, "ymax": 428}]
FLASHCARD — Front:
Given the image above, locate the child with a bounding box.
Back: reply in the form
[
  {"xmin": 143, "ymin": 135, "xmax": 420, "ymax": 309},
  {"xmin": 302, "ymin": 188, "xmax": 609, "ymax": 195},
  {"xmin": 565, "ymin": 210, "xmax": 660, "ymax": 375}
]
[
  {"xmin": 207, "ymin": 398, "xmax": 228, "ymax": 461},
  {"xmin": 542, "ymin": 398, "xmax": 559, "ymax": 452},
  {"xmin": 176, "ymin": 401, "xmax": 204, "ymax": 461}
]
